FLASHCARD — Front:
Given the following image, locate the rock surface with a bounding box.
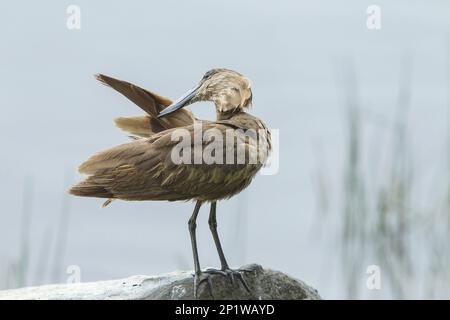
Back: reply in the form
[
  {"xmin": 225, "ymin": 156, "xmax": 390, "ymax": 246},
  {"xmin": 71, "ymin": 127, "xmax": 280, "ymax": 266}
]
[{"xmin": 0, "ymin": 264, "xmax": 321, "ymax": 300}]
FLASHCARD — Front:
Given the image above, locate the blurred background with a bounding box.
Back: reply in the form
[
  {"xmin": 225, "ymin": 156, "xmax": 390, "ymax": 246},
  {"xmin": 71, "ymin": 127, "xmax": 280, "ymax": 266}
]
[{"xmin": 1, "ymin": 0, "xmax": 449, "ymax": 299}]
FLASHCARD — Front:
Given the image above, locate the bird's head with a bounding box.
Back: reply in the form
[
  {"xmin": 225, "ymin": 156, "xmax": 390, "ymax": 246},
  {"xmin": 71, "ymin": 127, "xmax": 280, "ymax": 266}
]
[{"xmin": 158, "ymin": 68, "xmax": 252, "ymax": 118}]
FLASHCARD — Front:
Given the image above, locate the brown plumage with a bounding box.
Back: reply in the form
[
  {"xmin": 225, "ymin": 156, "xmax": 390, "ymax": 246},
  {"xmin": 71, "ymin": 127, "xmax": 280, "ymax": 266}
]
[
  {"xmin": 69, "ymin": 69, "xmax": 271, "ymax": 298},
  {"xmin": 95, "ymin": 73, "xmax": 195, "ymax": 137}
]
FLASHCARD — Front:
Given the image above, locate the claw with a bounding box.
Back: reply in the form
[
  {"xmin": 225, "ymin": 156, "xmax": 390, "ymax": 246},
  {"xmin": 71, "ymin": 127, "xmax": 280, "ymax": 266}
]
[
  {"xmin": 229, "ymin": 272, "xmax": 235, "ymax": 285},
  {"xmin": 193, "ymin": 272, "xmax": 215, "ymax": 299},
  {"xmin": 235, "ymin": 272, "xmax": 251, "ymax": 292},
  {"xmin": 204, "ymin": 268, "xmax": 251, "ymax": 294}
]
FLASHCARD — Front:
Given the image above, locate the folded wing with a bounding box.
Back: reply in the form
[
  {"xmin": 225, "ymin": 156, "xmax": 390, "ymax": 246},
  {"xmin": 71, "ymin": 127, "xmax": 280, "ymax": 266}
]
[{"xmin": 69, "ymin": 122, "xmax": 262, "ymax": 202}]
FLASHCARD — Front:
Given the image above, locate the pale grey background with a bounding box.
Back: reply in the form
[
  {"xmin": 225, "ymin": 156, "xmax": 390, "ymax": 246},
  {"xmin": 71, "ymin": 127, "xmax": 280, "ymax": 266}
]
[{"xmin": 1, "ymin": 0, "xmax": 449, "ymax": 298}]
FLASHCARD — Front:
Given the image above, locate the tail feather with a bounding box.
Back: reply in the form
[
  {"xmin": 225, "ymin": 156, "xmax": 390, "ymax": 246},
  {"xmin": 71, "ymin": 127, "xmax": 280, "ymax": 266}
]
[{"xmin": 69, "ymin": 181, "xmax": 113, "ymax": 199}]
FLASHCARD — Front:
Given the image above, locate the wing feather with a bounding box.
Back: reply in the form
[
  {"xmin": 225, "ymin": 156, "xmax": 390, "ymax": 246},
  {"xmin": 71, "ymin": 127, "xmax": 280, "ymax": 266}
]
[
  {"xmin": 95, "ymin": 74, "xmax": 195, "ymax": 136},
  {"xmin": 70, "ymin": 122, "xmax": 262, "ymax": 201}
]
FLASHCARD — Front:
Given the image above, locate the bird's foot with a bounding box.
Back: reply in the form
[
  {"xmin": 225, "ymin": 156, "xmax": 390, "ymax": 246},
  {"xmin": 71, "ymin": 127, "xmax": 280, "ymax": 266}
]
[
  {"xmin": 205, "ymin": 267, "xmax": 251, "ymax": 293},
  {"xmin": 193, "ymin": 271, "xmax": 215, "ymax": 299}
]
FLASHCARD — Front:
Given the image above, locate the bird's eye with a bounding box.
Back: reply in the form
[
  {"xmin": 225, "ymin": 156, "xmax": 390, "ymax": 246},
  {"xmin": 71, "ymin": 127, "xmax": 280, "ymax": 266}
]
[
  {"xmin": 202, "ymin": 72, "xmax": 211, "ymax": 80},
  {"xmin": 202, "ymin": 69, "xmax": 217, "ymax": 80}
]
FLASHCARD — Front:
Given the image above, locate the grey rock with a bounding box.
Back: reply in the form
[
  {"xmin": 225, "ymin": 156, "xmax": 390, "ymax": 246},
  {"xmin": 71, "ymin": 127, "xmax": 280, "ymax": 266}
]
[{"xmin": 0, "ymin": 264, "xmax": 321, "ymax": 300}]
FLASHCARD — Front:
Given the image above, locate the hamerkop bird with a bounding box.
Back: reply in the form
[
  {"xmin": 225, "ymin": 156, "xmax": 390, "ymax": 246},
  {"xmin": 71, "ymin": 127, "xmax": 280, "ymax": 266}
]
[{"xmin": 69, "ymin": 68, "xmax": 271, "ymax": 298}]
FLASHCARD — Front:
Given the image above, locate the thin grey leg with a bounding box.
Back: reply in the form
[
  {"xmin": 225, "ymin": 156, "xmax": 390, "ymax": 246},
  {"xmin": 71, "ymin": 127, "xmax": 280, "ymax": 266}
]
[
  {"xmin": 206, "ymin": 201, "xmax": 251, "ymax": 293},
  {"xmin": 188, "ymin": 201, "xmax": 214, "ymax": 299},
  {"xmin": 208, "ymin": 201, "xmax": 229, "ymax": 270},
  {"xmin": 188, "ymin": 201, "xmax": 203, "ymax": 275}
]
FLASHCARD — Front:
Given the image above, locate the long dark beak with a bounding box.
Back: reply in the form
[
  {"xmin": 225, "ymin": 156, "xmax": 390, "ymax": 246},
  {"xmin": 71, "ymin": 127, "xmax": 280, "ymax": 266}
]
[{"xmin": 157, "ymin": 85, "xmax": 200, "ymax": 118}]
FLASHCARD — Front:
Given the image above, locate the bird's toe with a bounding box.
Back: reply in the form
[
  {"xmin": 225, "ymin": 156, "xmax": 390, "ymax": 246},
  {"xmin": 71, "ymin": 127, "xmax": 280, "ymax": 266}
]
[
  {"xmin": 193, "ymin": 272, "xmax": 215, "ymax": 299},
  {"xmin": 205, "ymin": 267, "xmax": 251, "ymax": 293}
]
